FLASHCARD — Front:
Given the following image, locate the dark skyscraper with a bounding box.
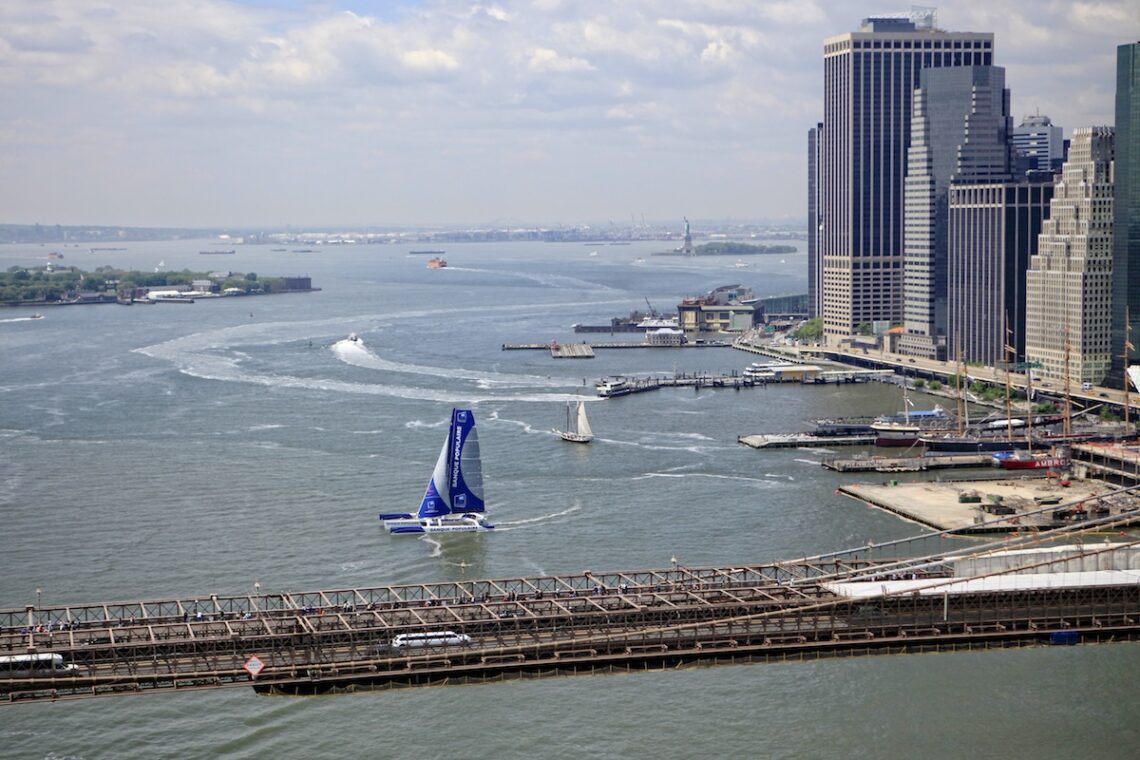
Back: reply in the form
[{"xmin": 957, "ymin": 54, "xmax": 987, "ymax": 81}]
[
  {"xmin": 1112, "ymin": 42, "xmax": 1140, "ymax": 386},
  {"xmin": 807, "ymin": 123, "xmax": 823, "ymax": 319},
  {"xmin": 820, "ymin": 14, "xmax": 994, "ymax": 342},
  {"xmin": 946, "ymin": 175, "xmax": 1053, "ymax": 367}
]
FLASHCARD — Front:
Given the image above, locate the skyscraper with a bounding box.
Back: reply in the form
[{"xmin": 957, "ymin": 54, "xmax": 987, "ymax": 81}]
[
  {"xmin": 1111, "ymin": 42, "xmax": 1140, "ymax": 386},
  {"xmin": 899, "ymin": 65, "xmax": 1011, "ymax": 360},
  {"xmin": 807, "ymin": 123, "xmax": 823, "ymax": 319},
  {"xmin": 1012, "ymin": 114, "xmax": 1065, "ymax": 173},
  {"xmin": 821, "ymin": 14, "xmax": 994, "ymax": 343},
  {"xmin": 946, "ymin": 174, "xmax": 1054, "ymax": 367},
  {"xmin": 1025, "ymin": 127, "xmax": 1115, "ymax": 385}
]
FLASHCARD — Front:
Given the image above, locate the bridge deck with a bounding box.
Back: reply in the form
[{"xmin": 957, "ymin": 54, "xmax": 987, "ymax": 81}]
[{"xmin": 5, "ymin": 547, "xmax": 1140, "ymax": 704}]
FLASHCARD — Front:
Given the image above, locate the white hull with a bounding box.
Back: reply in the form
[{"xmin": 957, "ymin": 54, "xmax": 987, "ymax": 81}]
[
  {"xmin": 554, "ymin": 400, "xmax": 594, "ymax": 443},
  {"xmin": 555, "ymin": 430, "xmax": 593, "ymax": 443},
  {"xmin": 386, "ymin": 514, "xmax": 494, "ymax": 534}
]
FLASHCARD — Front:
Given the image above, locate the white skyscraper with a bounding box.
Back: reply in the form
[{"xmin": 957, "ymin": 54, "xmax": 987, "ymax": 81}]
[{"xmin": 1024, "ymin": 127, "xmax": 1115, "ymax": 385}]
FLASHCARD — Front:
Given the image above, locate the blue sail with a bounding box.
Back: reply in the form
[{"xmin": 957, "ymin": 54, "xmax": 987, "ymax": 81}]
[
  {"xmin": 448, "ymin": 409, "xmax": 486, "ymax": 514},
  {"xmin": 415, "ymin": 423, "xmax": 453, "ymax": 519}
]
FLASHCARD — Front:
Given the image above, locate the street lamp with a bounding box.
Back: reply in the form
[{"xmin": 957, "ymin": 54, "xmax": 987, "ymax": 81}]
[{"xmin": 35, "ymin": 587, "xmax": 41, "ymax": 609}]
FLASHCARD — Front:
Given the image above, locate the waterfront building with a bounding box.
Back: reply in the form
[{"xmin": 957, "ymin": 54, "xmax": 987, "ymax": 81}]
[
  {"xmin": 899, "ymin": 65, "xmax": 1012, "ymax": 361},
  {"xmin": 1111, "ymin": 42, "xmax": 1140, "ymax": 387},
  {"xmin": 677, "ymin": 285, "xmax": 758, "ymax": 332},
  {"xmin": 1025, "ymin": 127, "xmax": 1115, "ymax": 385},
  {"xmin": 1012, "ymin": 114, "xmax": 1065, "ymax": 173},
  {"xmin": 820, "ymin": 12, "xmax": 994, "ymax": 344},
  {"xmin": 807, "ymin": 123, "xmax": 823, "ymax": 319},
  {"xmin": 946, "ymin": 174, "xmax": 1054, "ymax": 367}
]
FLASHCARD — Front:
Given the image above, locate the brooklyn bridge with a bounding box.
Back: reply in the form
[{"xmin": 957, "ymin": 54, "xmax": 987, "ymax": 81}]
[{"xmin": 4, "ymin": 487, "xmax": 1140, "ymax": 705}]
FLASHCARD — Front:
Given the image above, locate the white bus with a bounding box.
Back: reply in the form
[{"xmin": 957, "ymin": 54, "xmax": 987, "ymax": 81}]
[
  {"xmin": 0, "ymin": 653, "xmax": 80, "ymax": 676},
  {"xmin": 390, "ymin": 631, "xmax": 471, "ymax": 649}
]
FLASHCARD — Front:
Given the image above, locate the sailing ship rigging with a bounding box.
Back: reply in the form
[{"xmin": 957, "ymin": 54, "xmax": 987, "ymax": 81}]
[{"xmin": 554, "ymin": 400, "xmax": 594, "ymax": 444}]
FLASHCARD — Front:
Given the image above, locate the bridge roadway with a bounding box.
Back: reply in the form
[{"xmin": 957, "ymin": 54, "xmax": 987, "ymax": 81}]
[{"xmin": 4, "ymin": 540, "xmax": 1140, "ymax": 704}]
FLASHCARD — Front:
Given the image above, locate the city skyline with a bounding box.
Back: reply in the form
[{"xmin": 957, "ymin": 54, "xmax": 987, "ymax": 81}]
[{"xmin": 1, "ymin": 0, "xmax": 1134, "ymax": 229}]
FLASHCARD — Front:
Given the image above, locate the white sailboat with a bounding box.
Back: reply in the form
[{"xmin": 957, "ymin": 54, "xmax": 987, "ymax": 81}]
[
  {"xmin": 554, "ymin": 400, "xmax": 594, "ymax": 444},
  {"xmin": 378, "ymin": 409, "xmax": 494, "ymax": 534}
]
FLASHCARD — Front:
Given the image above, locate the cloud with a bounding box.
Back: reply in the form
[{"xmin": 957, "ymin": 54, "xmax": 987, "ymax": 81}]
[
  {"xmin": 0, "ymin": 0, "xmax": 1133, "ymax": 227},
  {"xmin": 526, "ymin": 47, "xmax": 594, "ymax": 73}
]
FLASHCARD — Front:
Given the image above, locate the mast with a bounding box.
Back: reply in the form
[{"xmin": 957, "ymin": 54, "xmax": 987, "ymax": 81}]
[
  {"xmin": 1004, "ymin": 313, "xmax": 1014, "ymax": 442},
  {"xmin": 1063, "ymin": 325, "xmax": 1072, "ymax": 437},
  {"xmin": 954, "ymin": 340, "xmax": 964, "ymax": 436},
  {"xmin": 1124, "ymin": 307, "xmax": 1133, "ymax": 428},
  {"xmin": 1026, "ymin": 364, "xmax": 1034, "ymax": 452}
]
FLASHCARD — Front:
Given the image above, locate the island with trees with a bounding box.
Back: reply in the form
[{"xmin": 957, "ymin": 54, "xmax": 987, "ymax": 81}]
[{"xmin": 1, "ymin": 265, "xmax": 317, "ymax": 306}]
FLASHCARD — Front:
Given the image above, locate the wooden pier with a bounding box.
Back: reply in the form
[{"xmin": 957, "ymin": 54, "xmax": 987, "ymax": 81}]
[
  {"xmin": 738, "ymin": 433, "xmax": 877, "ymax": 449},
  {"xmin": 4, "ymin": 512, "xmax": 1140, "ymax": 704},
  {"xmin": 597, "ymin": 373, "xmax": 760, "ymax": 397}
]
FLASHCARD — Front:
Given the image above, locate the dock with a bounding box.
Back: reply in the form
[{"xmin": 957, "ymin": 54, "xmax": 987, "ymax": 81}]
[
  {"xmin": 501, "ymin": 340, "xmax": 730, "ymax": 357},
  {"xmin": 838, "ymin": 478, "xmax": 1140, "ymax": 534},
  {"xmin": 822, "ymin": 453, "xmax": 996, "ymax": 472},
  {"xmin": 597, "ymin": 372, "xmax": 761, "ymax": 396}
]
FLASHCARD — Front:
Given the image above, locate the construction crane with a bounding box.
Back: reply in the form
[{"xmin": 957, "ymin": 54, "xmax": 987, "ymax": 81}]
[{"xmin": 645, "ymin": 297, "xmax": 657, "ymax": 318}]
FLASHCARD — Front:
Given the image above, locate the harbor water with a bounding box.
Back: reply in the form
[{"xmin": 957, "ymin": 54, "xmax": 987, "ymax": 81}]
[{"xmin": 1, "ymin": 241, "xmax": 1136, "ymax": 758}]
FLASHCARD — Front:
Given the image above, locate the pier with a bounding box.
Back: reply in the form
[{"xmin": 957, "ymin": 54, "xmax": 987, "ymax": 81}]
[
  {"xmin": 596, "ymin": 372, "xmax": 760, "ymax": 396},
  {"xmin": 738, "ymin": 433, "xmax": 877, "ymax": 449},
  {"xmin": 4, "ymin": 501, "xmax": 1140, "ymax": 705},
  {"xmin": 502, "ymin": 340, "xmax": 730, "ymax": 357}
]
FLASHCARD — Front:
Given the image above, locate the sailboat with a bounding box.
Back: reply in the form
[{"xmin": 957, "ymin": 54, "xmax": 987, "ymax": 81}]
[
  {"xmin": 554, "ymin": 400, "xmax": 594, "ymax": 444},
  {"xmin": 378, "ymin": 409, "xmax": 494, "ymax": 534}
]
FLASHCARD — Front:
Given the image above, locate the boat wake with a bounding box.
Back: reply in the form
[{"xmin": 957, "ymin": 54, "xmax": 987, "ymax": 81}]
[
  {"xmin": 493, "ymin": 504, "xmax": 580, "ymax": 530},
  {"xmin": 630, "ymin": 472, "xmax": 782, "ymax": 488},
  {"xmin": 333, "ymin": 337, "xmax": 564, "ymax": 390}
]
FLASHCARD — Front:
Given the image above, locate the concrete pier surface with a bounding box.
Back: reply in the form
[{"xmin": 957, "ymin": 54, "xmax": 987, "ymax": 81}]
[{"xmin": 840, "ymin": 477, "xmax": 1139, "ymax": 534}]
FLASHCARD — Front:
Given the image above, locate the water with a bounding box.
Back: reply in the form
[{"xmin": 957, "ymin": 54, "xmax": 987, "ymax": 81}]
[{"xmin": 1, "ymin": 241, "xmax": 1136, "ymax": 758}]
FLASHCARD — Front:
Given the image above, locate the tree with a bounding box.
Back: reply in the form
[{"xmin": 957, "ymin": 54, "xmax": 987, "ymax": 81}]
[{"xmin": 793, "ymin": 317, "xmax": 823, "ymax": 341}]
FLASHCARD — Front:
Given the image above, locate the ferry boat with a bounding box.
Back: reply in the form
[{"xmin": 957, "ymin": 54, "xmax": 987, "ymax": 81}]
[
  {"xmin": 595, "ymin": 377, "xmax": 633, "ymax": 397},
  {"xmin": 427, "ymin": 257, "xmax": 447, "ymax": 269}
]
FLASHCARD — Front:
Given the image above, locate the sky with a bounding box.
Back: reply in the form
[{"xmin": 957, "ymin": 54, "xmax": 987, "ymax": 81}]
[{"xmin": 1, "ymin": 1, "xmax": 1136, "ymax": 229}]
